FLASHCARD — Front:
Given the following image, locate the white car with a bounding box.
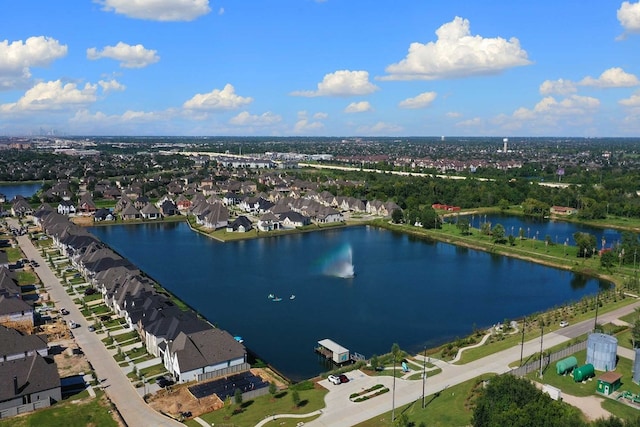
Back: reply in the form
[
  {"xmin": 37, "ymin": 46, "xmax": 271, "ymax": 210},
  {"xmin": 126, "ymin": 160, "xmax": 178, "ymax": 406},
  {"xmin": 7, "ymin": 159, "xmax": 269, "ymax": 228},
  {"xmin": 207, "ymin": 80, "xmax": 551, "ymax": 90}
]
[
  {"xmin": 327, "ymin": 375, "xmax": 341, "ymax": 385},
  {"xmin": 559, "ymin": 320, "xmax": 569, "ymax": 328}
]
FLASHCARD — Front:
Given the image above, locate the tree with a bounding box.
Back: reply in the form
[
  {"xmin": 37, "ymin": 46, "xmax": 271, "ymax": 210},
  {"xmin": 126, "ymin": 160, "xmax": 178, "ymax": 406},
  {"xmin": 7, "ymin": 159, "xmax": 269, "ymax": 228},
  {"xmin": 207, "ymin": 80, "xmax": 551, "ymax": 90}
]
[
  {"xmin": 370, "ymin": 354, "xmax": 380, "ymax": 371},
  {"xmin": 573, "ymin": 232, "xmax": 596, "ymax": 258},
  {"xmin": 268, "ymin": 382, "xmax": 277, "ymax": 397},
  {"xmin": 632, "ymin": 310, "xmax": 640, "ymax": 349},
  {"xmin": 391, "ymin": 208, "xmax": 403, "ymax": 224},
  {"xmin": 508, "ymin": 235, "xmax": 516, "ymax": 246},
  {"xmin": 291, "ymin": 389, "xmax": 301, "ymax": 407},
  {"xmin": 234, "ymin": 387, "xmax": 243, "ymax": 405},
  {"xmin": 456, "ymin": 217, "xmax": 470, "ymax": 235},
  {"xmin": 600, "ymin": 251, "xmax": 617, "ymax": 269},
  {"xmin": 492, "ymin": 224, "xmax": 506, "ymax": 244},
  {"xmin": 498, "ymin": 198, "xmax": 510, "ymax": 211}
]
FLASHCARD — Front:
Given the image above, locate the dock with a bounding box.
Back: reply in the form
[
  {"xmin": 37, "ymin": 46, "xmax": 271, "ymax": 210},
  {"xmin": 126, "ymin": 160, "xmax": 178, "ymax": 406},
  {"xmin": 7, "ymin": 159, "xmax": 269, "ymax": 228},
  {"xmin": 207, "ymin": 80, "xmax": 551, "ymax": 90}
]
[{"xmin": 315, "ymin": 338, "xmax": 365, "ymax": 366}]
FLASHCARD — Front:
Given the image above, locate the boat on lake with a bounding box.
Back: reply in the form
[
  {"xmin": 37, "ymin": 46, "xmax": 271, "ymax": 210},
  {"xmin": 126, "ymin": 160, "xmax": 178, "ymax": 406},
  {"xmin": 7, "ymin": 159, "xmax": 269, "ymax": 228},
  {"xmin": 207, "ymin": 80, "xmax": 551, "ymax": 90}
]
[
  {"xmin": 272, "ymin": 297, "xmax": 283, "ymax": 302},
  {"xmin": 290, "ymin": 295, "xmax": 296, "ymax": 300}
]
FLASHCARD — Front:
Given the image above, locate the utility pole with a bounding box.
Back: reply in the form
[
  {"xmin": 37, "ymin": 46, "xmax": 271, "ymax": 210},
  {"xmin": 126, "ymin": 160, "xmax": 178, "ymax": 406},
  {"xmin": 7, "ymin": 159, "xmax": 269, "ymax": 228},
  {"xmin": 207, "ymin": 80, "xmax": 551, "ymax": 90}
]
[
  {"xmin": 539, "ymin": 322, "xmax": 544, "ymax": 378},
  {"xmin": 594, "ymin": 292, "xmax": 600, "ymax": 333},
  {"xmin": 520, "ymin": 317, "xmax": 526, "ymax": 365},
  {"xmin": 392, "ymin": 355, "xmax": 396, "ymax": 422},
  {"xmin": 422, "ymin": 347, "xmax": 427, "ymax": 408}
]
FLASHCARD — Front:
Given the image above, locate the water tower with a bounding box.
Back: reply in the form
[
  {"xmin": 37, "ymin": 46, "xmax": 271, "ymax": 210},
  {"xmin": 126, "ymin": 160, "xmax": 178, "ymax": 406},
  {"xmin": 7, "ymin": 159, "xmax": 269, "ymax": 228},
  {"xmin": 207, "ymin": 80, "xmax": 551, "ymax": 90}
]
[{"xmin": 502, "ymin": 137, "xmax": 508, "ymax": 153}]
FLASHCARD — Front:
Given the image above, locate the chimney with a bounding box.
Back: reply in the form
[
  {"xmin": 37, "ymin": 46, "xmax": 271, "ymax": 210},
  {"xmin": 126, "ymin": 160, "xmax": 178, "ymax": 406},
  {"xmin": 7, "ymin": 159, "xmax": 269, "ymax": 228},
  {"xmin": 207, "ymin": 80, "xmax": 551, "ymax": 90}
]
[{"xmin": 13, "ymin": 376, "xmax": 18, "ymax": 395}]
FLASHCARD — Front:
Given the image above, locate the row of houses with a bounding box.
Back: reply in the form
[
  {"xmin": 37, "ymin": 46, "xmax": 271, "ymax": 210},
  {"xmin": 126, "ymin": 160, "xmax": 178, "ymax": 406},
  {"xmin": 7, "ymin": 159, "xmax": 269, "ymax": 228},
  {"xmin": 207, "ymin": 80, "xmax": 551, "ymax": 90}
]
[
  {"xmin": 33, "ymin": 207, "xmax": 248, "ymax": 384},
  {"xmin": 0, "ymin": 265, "xmax": 60, "ymax": 418}
]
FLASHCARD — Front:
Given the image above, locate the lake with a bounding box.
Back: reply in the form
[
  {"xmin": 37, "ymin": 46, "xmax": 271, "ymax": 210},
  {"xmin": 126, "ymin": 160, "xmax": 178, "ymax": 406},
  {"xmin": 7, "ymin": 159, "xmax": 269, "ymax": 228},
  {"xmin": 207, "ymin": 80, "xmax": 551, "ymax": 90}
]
[
  {"xmin": 89, "ymin": 222, "xmax": 609, "ymax": 381},
  {"xmin": 456, "ymin": 213, "xmax": 622, "ymax": 248},
  {"xmin": 0, "ymin": 182, "xmax": 42, "ymax": 201}
]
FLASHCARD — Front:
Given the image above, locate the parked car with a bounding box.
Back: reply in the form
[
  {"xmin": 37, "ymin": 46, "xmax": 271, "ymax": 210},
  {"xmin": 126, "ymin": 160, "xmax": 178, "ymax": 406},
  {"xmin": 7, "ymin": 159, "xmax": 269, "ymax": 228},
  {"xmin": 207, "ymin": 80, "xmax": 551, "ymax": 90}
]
[
  {"xmin": 157, "ymin": 376, "xmax": 175, "ymax": 388},
  {"xmin": 338, "ymin": 374, "xmax": 349, "ymax": 383},
  {"xmin": 88, "ymin": 325, "xmax": 95, "ymax": 332},
  {"xmin": 559, "ymin": 320, "xmax": 569, "ymax": 327},
  {"xmin": 61, "ymin": 308, "xmax": 69, "ymax": 315},
  {"xmin": 328, "ymin": 374, "xmax": 341, "ymax": 385}
]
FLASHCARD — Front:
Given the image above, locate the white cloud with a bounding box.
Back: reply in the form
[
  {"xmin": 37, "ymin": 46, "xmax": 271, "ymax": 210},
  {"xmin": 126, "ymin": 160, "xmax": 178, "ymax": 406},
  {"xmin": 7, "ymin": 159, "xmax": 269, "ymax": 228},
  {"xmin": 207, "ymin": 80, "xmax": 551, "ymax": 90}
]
[
  {"xmin": 98, "ymin": 79, "xmax": 126, "ymax": 93},
  {"xmin": 344, "ymin": 101, "xmax": 372, "ymax": 113},
  {"xmin": 579, "ymin": 67, "xmax": 640, "ymax": 88},
  {"xmin": 617, "ymin": 1, "xmax": 640, "ymax": 38},
  {"xmin": 456, "ymin": 117, "xmax": 483, "ymax": 127},
  {"xmin": 381, "ymin": 16, "xmax": 531, "ymax": 81},
  {"xmin": 446, "ymin": 111, "xmax": 462, "ymax": 118},
  {"xmin": 218, "ymin": 7, "xmax": 224, "ymax": 15},
  {"xmin": 532, "ymin": 95, "xmax": 600, "ymax": 115},
  {"xmin": 619, "ymin": 90, "xmax": 640, "ymax": 106},
  {"xmin": 183, "ymin": 84, "xmax": 253, "ymax": 111},
  {"xmin": 87, "ymin": 42, "xmax": 159, "ymax": 68},
  {"xmin": 229, "ymin": 111, "xmax": 282, "ymax": 126},
  {"xmin": 290, "ymin": 70, "xmax": 379, "ymax": 97},
  {"xmin": 398, "ymin": 92, "xmax": 437, "ymax": 109},
  {"xmin": 0, "ymin": 80, "xmax": 98, "ymax": 114},
  {"xmin": 539, "ymin": 79, "xmax": 577, "ymax": 95},
  {"xmin": 95, "ymin": 0, "xmax": 210, "ymax": 22},
  {"xmin": 293, "ymin": 110, "xmax": 325, "ymax": 132},
  {"xmin": 0, "ymin": 36, "xmax": 67, "ymax": 90},
  {"xmin": 313, "ymin": 112, "xmax": 328, "ymax": 119},
  {"xmin": 71, "ymin": 108, "xmax": 160, "ymax": 124},
  {"xmin": 357, "ymin": 121, "xmax": 403, "ymax": 134}
]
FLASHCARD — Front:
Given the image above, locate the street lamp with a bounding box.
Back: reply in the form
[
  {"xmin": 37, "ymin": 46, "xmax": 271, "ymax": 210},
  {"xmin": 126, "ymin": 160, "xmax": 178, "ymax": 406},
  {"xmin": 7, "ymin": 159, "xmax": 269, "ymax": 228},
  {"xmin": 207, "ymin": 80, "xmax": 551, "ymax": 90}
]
[{"xmin": 422, "ymin": 347, "xmax": 427, "ymax": 408}]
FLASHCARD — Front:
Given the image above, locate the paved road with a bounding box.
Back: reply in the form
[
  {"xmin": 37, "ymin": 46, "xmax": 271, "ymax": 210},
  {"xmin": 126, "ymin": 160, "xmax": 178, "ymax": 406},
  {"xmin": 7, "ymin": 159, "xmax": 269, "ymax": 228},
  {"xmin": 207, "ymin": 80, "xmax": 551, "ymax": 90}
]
[
  {"xmin": 13, "ymin": 226, "xmax": 183, "ymax": 427},
  {"xmin": 305, "ymin": 301, "xmax": 640, "ymax": 427}
]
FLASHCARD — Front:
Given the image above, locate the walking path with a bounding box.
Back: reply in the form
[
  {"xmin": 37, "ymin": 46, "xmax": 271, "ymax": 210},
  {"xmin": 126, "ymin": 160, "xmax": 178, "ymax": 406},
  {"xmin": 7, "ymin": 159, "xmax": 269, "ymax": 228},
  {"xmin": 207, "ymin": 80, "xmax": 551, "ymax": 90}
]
[{"xmin": 299, "ymin": 300, "xmax": 640, "ymax": 427}]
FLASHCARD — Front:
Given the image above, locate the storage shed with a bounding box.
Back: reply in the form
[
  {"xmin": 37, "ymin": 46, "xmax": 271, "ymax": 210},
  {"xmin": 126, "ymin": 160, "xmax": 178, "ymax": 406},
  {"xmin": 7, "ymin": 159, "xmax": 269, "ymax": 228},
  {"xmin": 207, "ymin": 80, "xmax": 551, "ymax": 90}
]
[
  {"xmin": 597, "ymin": 372, "xmax": 622, "ymax": 395},
  {"xmin": 316, "ymin": 339, "xmax": 350, "ymax": 364}
]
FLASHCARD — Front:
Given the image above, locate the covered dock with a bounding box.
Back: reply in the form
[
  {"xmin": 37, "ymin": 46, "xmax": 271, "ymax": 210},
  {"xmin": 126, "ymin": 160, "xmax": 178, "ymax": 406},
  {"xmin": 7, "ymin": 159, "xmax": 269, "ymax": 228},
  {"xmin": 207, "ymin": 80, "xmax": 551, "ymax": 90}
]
[{"xmin": 315, "ymin": 338, "xmax": 365, "ymax": 365}]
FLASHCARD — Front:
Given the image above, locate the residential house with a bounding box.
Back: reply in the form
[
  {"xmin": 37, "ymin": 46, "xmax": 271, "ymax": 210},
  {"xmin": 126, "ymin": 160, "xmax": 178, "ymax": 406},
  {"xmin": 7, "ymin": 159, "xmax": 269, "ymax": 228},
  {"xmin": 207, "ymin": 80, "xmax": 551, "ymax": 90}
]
[
  {"xmin": 0, "ymin": 296, "xmax": 34, "ymax": 333},
  {"xmin": 551, "ymin": 206, "xmax": 578, "ymax": 216},
  {"xmin": 164, "ymin": 328, "xmax": 246, "ymax": 383},
  {"xmin": 120, "ymin": 204, "xmax": 141, "ymax": 220},
  {"xmin": 56, "ymin": 200, "xmax": 76, "ymax": 216},
  {"xmin": 159, "ymin": 200, "xmax": 178, "ymax": 217},
  {"xmin": 140, "ymin": 203, "xmax": 161, "ymax": 220},
  {"xmin": 279, "ymin": 212, "xmax": 311, "ymax": 229},
  {"xmin": 226, "ymin": 216, "xmax": 253, "ymax": 233},
  {"xmin": 316, "ymin": 207, "xmax": 343, "ymax": 224},
  {"xmin": 76, "ymin": 194, "xmax": 97, "ymax": 215},
  {"xmin": 93, "ymin": 208, "xmax": 114, "ymax": 222},
  {"xmin": 10, "ymin": 198, "xmax": 33, "ymax": 217},
  {"xmin": 198, "ymin": 203, "xmax": 229, "ymax": 230},
  {"xmin": 257, "ymin": 212, "xmax": 281, "ymax": 231},
  {"xmin": 175, "ymin": 195, "xmax": 192, "ymax": 212}
]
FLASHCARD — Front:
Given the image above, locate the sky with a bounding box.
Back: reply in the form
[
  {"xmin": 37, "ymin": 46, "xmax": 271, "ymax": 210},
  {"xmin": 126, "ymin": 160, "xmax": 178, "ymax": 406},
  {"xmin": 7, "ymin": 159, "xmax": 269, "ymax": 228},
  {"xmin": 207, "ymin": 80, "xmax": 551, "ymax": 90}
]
[{"xmin": 1, "ymin": 0, "xmax": 640, "ymax": 138}]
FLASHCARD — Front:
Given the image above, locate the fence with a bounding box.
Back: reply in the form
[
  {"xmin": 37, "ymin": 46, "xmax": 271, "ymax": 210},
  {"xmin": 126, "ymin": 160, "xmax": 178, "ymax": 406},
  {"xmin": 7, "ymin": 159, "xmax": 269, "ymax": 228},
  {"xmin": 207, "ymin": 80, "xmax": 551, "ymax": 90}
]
[
  {"xmin": 0, "ymin": 399, "xmax": 51, "ymax": 419},
  {"xmin": 508, "ymin": 340, "xmax": 587, "ymax": 377},
  {"xmin": 197, "ymin": 362, "xmax": 252, "ymax": 382}
]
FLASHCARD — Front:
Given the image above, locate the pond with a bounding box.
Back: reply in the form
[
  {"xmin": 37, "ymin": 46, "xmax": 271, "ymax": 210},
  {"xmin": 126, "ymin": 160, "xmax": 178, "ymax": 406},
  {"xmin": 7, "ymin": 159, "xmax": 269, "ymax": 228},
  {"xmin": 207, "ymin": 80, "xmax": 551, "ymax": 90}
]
[
  {"xmin": 89, "ymin": 222, "xmax": 609, "ymax": 381},
  {"xmin": 0, "ymin": 182, "xmax": 42, "ymax": 201}
]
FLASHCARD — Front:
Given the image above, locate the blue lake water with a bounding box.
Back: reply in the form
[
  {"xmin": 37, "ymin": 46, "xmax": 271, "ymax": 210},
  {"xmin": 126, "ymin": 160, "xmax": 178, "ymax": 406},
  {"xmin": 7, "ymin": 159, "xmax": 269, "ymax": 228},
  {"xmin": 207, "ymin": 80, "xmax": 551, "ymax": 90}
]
[
  {"xmin": 89, "ymin": 222, "xmax": 609, "ymax": 381},
  {"xmin": 456, "ymin": 213, "xmax": 622, "ymax": 248},
  {"xmin": 0, "ymin": 182, "xmax": 41, "ymax": 201}
]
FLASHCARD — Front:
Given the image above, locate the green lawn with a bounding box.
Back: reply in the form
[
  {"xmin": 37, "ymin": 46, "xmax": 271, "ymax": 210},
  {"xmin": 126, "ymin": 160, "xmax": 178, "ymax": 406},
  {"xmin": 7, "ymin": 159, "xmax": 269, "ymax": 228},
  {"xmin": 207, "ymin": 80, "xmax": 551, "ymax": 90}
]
[
  {"xmin": 193, "ymin": 386, "xmax": 327, "ymax": 427},
  {"xmin": 0, "ymin": 395, "xmax": 118, "ymax": 427},
  {"xmin": 3, "ymin": 246, "xmax": 23, "ymax": 262},
  {"xmin": 15, "ymin": 270, "xmax": 38, "ymax": 285},
  {"xmin": 355, "ymin": 374, "xmax": 491, "ymax": 427}
]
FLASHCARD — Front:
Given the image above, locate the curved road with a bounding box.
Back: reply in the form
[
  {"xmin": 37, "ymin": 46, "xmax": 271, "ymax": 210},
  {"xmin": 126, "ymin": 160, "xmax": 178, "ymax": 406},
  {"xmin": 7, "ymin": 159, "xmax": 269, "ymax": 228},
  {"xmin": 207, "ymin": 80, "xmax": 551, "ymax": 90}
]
[{"xmin": 14, "ymin": 226, "xmax": 183, "ymax": 427}]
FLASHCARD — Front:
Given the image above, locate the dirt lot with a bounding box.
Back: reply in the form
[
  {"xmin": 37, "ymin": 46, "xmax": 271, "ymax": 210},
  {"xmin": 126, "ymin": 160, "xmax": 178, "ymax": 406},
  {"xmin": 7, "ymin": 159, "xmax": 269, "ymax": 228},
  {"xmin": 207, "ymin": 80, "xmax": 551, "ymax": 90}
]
[
  {"xmin": 50, "ymin": 338, "xmax": 92, "ymax": 377},
  {"xmin": 71, "ymin": 216, "xmax": 95, "ymax": 226},
  {"xmin": 147, "ymin": 385, "xmax": 223, "ymax": 420}
]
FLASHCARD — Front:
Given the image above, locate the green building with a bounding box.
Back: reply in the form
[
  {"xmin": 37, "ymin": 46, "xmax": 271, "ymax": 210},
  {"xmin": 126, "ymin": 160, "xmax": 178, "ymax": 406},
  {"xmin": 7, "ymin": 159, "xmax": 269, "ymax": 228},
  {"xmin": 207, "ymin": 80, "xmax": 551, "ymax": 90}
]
[{"xmin": 596, "ymin": 372, "xmax": 622, "ymax": 395}]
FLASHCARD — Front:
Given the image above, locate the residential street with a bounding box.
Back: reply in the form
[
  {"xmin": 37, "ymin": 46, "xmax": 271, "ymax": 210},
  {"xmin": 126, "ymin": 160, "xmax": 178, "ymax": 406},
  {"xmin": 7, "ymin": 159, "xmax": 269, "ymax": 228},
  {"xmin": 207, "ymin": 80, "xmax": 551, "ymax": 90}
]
[{"xmin": 13, "ymin": 226, "xmax": 183, "ymax": 427}]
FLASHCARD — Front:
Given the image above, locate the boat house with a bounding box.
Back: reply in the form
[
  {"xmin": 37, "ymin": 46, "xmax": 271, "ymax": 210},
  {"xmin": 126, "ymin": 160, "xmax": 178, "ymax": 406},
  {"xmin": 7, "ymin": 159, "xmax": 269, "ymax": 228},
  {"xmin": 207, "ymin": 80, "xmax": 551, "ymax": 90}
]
[{"xmin": 316, "ymin": 339, "xmax": 350, "ymax": 365}]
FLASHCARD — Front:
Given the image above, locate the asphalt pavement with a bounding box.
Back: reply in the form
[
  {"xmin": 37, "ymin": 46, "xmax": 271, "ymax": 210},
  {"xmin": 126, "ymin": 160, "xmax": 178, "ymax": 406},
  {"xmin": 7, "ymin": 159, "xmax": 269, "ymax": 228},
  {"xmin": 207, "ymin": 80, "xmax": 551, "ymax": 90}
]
[{"xmin": 13, "ymin": 224, "xmax": 183, "ymax": 427}]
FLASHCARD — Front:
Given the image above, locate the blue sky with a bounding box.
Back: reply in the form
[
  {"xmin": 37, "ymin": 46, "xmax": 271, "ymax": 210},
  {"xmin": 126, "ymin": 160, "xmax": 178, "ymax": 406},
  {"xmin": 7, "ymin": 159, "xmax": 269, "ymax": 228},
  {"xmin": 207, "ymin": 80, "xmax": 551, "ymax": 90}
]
[{"xmin": 1, "ymin": 0, "xmax": 640, "ymax": 137}]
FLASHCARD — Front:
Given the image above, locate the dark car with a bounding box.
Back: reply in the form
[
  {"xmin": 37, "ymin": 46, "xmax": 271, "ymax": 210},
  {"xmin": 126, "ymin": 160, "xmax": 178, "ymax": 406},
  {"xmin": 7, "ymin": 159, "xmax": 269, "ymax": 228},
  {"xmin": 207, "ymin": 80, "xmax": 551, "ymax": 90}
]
[
  {"xmin": 338, "ymin": 374, "xmax": 349, "ymax": 383},
  {"xmin": 157, "ymin": 376, "xmax": 174, "ymax": 388}
]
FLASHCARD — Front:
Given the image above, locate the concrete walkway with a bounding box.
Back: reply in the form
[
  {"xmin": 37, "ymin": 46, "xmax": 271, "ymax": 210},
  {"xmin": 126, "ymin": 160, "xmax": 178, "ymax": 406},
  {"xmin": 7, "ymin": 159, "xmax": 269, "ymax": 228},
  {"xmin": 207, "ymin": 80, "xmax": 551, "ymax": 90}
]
[
  {"xmin": 301, "ymin": 300, "xmax": 640, "ymax": 427},
  {"xmin": 13, "ymin": 226, "xmax": 182, "ymax": 427}
]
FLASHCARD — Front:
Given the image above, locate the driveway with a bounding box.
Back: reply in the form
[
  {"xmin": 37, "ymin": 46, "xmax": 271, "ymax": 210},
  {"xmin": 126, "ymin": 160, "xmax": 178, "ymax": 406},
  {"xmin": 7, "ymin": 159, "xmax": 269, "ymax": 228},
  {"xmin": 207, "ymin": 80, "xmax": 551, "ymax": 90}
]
[{"xmin": 14, "ymin": 227, "xmax": 183, "ymax": 427}]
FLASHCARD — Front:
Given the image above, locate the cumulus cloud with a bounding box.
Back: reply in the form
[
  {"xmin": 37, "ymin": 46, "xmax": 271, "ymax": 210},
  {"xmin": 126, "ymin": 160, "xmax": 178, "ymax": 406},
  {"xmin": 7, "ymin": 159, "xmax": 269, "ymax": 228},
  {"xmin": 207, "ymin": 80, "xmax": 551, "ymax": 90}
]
[
  {"xmin": 356, "ymin": 121, "xmax": 403, "ymax": 134},
  {"xmin": 0, "ymin": 80, "xmax": 97, "ymax": 113},
  {"xmin": 183, "ymin": 84, "xmax": 253, "ymax": 111},
  {"xmin": 87, "ymin": 42, "xmax": 159, "ymax": 68},
  {"xmin": 95, "ymin": 0, "xmax": 211, "ymax": 22},
  {"xmin": 456, "ymin": 117, "xmax": 483, "ymax": 127},
  {"xmin": 619, "ymin": 90, "xmax": 640, "ymax": 107},
  {"xmin": 446, "ymin": 111, "xmax": 462, "ymax": 118},
  {"xmin": 290, "ymin": 70, "xmax": 379, "ymax": 97},
  {"xmin": 98, "ymin": 79, "xmax": 126, "ymax": 93},
  {"xmin": 579, "ymin": 67, "xmax": 639, "ymax": 88},
  {"xmin": 539, "ymin": 79, "xmax": 577, "ymax": 95},
  {"xmin": 398, "ymin": 92, "xmax": 437, "ymax": 109},
  {"xmin": 229, "ymin": 111, "xmax": 282, "ymax": 126},
  {"xmin": 617, "ymin": 1, "xmax": 640, "ymax": 38},
  {"xmin": 344, "ymin": 101, "xmax": 372, "ymax": 113},
  {"xmin": 381, "ymin": 17, "xmax": 531, "ymax": 81},
  {"xmin": 71, "ymin": 108, "xmax": 160, "ymax": 124},
  {"xmin": 313, "ymin": 112, "xmax": 328, "ymax": 119},
  {"xmin": 532, "ymin": 95, "xmax": 600, "ymax": 115},
  {"xmin": 0, "ymin": 36, "xmax": 67, "ymax": 90},
  {"xmin": 293, "ymin": 110, "xmax": 325, "ymax": 133}
]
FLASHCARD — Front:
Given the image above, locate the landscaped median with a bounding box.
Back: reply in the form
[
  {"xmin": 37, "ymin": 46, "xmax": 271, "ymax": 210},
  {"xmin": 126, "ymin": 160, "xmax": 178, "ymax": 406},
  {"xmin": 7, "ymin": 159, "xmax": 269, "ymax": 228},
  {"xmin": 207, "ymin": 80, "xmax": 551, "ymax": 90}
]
[{"xmin": 350, "ymin": 384, "xmax": 389, "ymax": 402}]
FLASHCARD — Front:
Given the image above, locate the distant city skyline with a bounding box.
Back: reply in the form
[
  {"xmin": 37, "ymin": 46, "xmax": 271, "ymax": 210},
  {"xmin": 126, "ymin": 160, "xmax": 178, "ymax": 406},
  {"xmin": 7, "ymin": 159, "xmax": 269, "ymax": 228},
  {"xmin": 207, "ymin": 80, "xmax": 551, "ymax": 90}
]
[{"xmin": 1, "ymin": 1, "xmax": 640, "ymax": 137}]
